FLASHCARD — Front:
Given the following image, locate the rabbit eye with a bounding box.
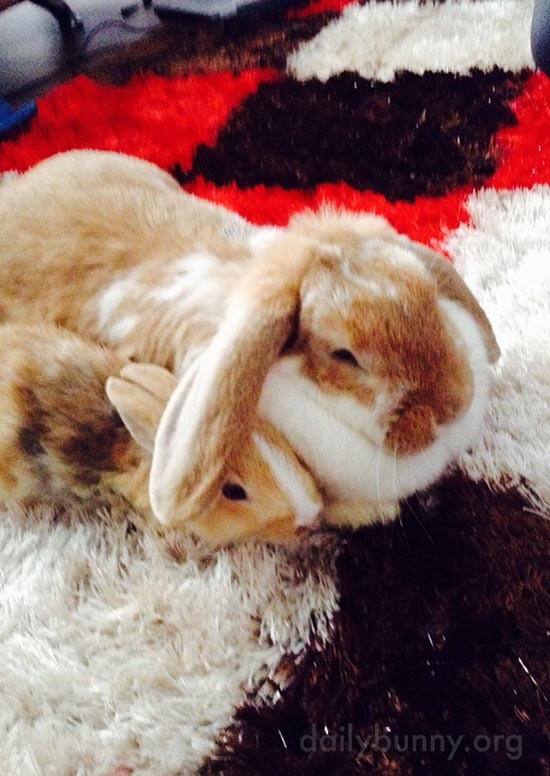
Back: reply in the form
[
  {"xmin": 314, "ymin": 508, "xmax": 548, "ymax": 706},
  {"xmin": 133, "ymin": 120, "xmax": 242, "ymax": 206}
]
[
  {"xmin": 222, "ymin": 482, "xmax": 248, "ymax": 501},
  {"xmin": 331, "ymin": 348, "xmax": 360, "ymax": 367}
]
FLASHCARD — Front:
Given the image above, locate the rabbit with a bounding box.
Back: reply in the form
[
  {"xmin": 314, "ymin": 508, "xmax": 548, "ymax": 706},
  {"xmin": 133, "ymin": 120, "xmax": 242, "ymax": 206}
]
[
  {"xmin": 0, "ymin": 150, "xmax": 500, "ymax": 532},
  {"xmin": 0, "ymin": 324, "xmax": 322, "ymax": 545}
]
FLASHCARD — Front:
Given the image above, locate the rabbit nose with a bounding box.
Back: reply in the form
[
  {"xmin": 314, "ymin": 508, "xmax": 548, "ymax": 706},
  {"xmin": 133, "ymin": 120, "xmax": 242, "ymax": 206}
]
[{"xmin": 386, "ymin": 400, "xmax": 438, "ymax": 456}]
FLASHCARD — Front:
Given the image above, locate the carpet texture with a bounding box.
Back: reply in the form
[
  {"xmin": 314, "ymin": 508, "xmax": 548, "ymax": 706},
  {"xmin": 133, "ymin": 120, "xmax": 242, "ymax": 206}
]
[{"xmin": 0, "ymin": 1, "xmax": 549, "ymax": 774}]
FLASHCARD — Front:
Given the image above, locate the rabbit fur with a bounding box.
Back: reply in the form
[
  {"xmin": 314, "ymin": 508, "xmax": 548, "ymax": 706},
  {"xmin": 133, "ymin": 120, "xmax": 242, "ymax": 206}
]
[
  {"xmin": 0, "ymin": 150, "xmax": 499, "ymax": 536},
  {"xmin": 0, "ymin": 324, "xmax": 322, "ymax": 545}
]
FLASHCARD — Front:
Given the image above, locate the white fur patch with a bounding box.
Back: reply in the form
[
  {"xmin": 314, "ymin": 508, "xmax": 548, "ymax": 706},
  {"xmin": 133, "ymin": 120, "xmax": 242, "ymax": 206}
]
[
  {"xmin": 253, "ymin": 433, "xmax": 321, "ymax": 528},
  {"xmin": 247, "ymin": 226, "xmax": 283, "ymax": 254},
  {"xmin": 96, "ymin": 271, "xmax": 142, "ymax": 336},
  {"xmin": 259, "ymin": 298, "xmax": 489, "ymax": 508},
  {"xmin": 220, "ymin": 211, "xmax": 255, "ymax": 244},
  {"xmin": 147, "ymin": 252, "xmax": 228, "ymax": 306},
  {"xmin": 288, "ymin": 0, "xmax": 534, "ymax": 83},
  {"xmin": 106, "ymin": 313, "xmax": 139, "ymax": 343},
  {"xmin": 359, "ymin": 238, "xmax": 426, "ymax": 272},
  {"xmin": 139, "ymin": 254, "xmax": 218, "ymax": 327},
  {"xmin": 350, "ymin": 239, "xmax": 427, "ymax": 297},
  {"xmin": 357, "ymin": 278, "xmax": 400, "ymax": 299},
  {"xmin": 445, "ymin": 186, "xmax": 550, "ymax": 512},
  {"xmin": 0, "ymin": 170, "xmax": 19, "ymax": 185}
]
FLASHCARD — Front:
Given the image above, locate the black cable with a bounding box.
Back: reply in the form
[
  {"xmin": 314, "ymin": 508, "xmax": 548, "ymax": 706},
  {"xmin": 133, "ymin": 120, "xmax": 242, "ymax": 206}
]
[{"xmin": 28, "ymin": 0, "xmax": 82, "ymax": 35}]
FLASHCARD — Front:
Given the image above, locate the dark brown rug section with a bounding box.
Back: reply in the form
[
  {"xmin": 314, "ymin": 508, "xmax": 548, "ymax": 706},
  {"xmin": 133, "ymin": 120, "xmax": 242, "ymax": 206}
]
[
  {"xmin": 202, "ymin": 472, "xmax": 550, "ymax": 775},
  {"xmin": 84, "ymin": 10, "xmax": 335, "ymax": 85},
  {"xmin": 177, "ymin": 70, "xmax": 525, "ymax": 201}
]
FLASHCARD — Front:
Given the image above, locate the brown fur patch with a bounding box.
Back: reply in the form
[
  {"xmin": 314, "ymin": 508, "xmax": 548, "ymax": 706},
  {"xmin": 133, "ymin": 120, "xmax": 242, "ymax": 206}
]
[
  {"xmin": 0, "ymin": 323, "xmax": 148, "ymax": 509},
  {"xmin": 14, "ymin": 384, "xmax": 47, "ymax": 459},
  {"xmin": 297, "ymin": 239, "xmax": 473, "ymax": 455}
]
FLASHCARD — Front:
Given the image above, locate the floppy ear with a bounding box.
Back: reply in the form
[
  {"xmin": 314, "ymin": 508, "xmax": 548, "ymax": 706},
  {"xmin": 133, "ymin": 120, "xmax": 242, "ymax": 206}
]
[
  {"xmin": 407, "ymin": 240, "xmax": 500, "ymax": 363},
  {"xmin": 149, "ymin": 234, "xmax": 314, "ymax": 528},
  {"xmin": 118, "ymin": 362, "xmax": 177, "ymax": 402},
  {"xmin": 106, "ymin": 363, "xmax": 176, "ymax": 454}
]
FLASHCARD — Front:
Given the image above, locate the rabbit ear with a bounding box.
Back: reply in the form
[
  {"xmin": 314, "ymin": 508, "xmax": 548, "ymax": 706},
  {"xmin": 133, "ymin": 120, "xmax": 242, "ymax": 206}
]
[
  {"xmin": 149, "ymin": 234, "xmax": 311, "ymax": 528},
  {"xmin": 118, "ymin": 362, "xmax": 177, "ymax": 403},
  {"xmin": 106, "ymin": 363, "xmax": 176, "ymax": 454},
  {"xmin": 409, "ymin": 241, "xmax": 501, "ymax": 363}
]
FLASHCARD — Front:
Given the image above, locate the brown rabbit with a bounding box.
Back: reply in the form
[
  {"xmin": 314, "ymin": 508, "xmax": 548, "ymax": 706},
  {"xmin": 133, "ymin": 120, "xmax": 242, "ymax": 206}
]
[
  {"xmin": 0, "ymin": 324, "xmax": 322, "ymax": 545},
  {"xmin": 0, "ymin": 150, "xmax": 499, "ymax": 532}
]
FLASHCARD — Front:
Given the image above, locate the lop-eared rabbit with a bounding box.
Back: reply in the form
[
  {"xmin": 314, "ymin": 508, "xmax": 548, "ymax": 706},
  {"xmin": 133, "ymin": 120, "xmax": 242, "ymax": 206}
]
[
  {"xmin": 0, "ymin": 324, "xmax": 322, "ymax": 545},
  {"xmin": 0, "ymin": 151, "xmax": 499, "ymax": 536}
]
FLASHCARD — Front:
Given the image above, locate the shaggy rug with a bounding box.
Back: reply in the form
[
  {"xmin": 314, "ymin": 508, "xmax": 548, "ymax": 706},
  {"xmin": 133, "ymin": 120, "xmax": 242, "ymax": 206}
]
[{"xmin": 1, "ymin": 1, "xmax": 549, "ymax": 774}]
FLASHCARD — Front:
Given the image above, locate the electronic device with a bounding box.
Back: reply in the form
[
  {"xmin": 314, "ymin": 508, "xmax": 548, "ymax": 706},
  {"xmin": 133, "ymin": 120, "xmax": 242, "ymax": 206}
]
[{"xmin": 152, "ymin": 0, "xmax": 300, "ymax": 22}]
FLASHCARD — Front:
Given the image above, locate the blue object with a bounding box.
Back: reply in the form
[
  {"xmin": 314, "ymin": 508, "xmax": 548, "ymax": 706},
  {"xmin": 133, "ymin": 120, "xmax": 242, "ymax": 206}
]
[
  {"xmin": 0, "ymin": 98, "xmax": 37, "ymax": 139},
  {"xmin": 532, "ymin": 0, "xmax": 550, "ymax": 76}
]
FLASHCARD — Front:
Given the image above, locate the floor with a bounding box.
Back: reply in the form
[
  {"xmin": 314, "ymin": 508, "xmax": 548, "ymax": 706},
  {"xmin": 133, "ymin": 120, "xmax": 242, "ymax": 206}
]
[
  {"xmin": 0, "ymin": 0, "xmax": 305, "ymax": 104},
  {"xmin": 0, "ymin": 0, "xmax": 162, "ymax": 101}
]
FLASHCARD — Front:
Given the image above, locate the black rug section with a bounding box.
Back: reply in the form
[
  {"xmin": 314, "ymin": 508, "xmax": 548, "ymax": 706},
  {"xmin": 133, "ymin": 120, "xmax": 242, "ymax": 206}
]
[
  {"xmin": 201, "ymin": 472, "xmax": 550, "ymax": 775},
  {"xmin": 177, "ymin": 70, "xmax": 525, "ymax": 201},
  {"xmin": 85, "ymin": 10, "xmax": 336, "ymax": 86}
]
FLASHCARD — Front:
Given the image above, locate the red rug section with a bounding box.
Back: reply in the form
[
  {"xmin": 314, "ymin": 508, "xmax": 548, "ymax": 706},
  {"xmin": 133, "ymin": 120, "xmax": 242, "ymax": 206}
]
[
  {"xmin": 185, "ymin": 177, "xmax": 472, "ymax": 248},
  {"xmin": 491, "ymin": 70, "xmax": 550, "ymax": 189},
  {"xmin": 183, "ymin": 70, "xmax": 550, "ymax": 247},
  {"xmin": 1, "ymin": 67, "xmax": 549, "ymax": 248},
  {"xmin": 289, "ymin": 0, "xmax": 357, "ymax": 18},
  {"xmin": 0, "ymin": 70, "xmax": 275, "ymax": 173}
]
